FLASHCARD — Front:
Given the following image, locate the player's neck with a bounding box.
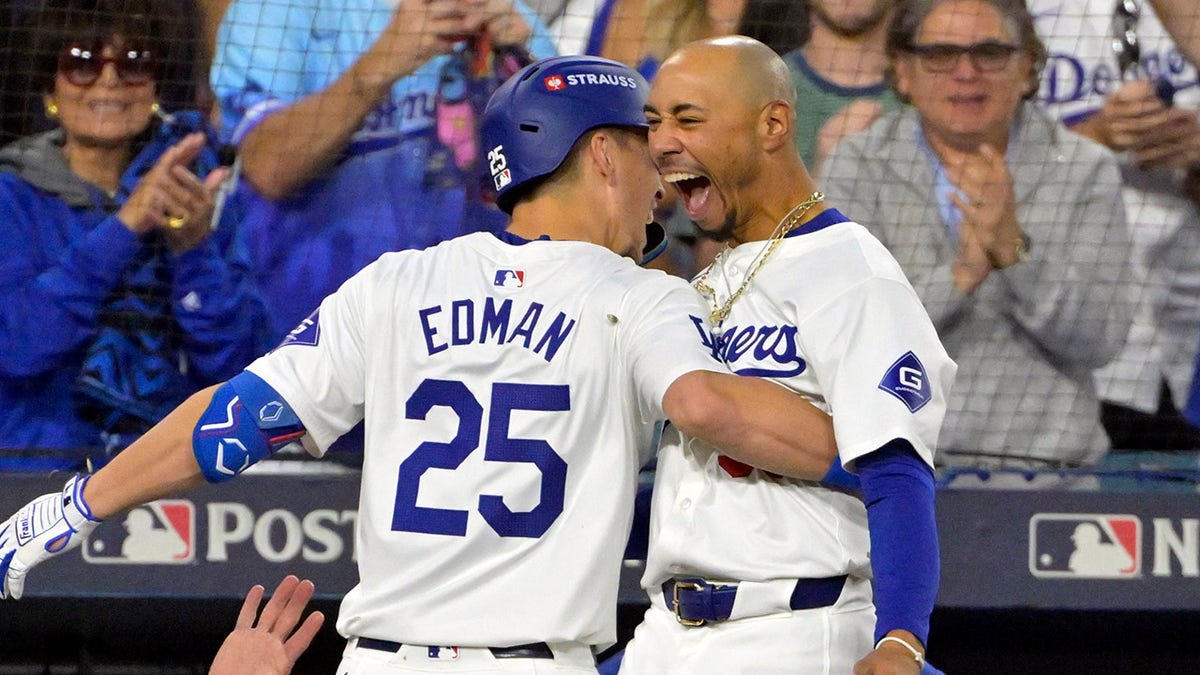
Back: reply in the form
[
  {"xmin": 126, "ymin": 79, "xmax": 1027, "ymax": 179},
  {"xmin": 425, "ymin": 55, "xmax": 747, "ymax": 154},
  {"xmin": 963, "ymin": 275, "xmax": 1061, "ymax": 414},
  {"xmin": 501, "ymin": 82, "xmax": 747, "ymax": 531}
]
[
  {"xmin": 802, "ymin": 18, "xmax": 890, "ymax": 89},
  {"xmin": 733, "ymin": 166, "xmax": 825, "ymax": 245},
  {"xmin": 508, "ymin": 195, "xmax": 605, "ymax": 248}
]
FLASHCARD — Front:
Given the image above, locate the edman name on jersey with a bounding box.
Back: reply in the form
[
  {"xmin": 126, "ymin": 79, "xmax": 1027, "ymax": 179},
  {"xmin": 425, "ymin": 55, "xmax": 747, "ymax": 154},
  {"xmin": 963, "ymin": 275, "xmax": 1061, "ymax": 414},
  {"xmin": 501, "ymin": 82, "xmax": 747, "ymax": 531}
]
[
  {"xmin": 689, "ymin": 316, "xmax": 806, "ymax": 378},
  {"xmin": 419, "ymin": 297, "xmax": 577, "ymax": 362}
]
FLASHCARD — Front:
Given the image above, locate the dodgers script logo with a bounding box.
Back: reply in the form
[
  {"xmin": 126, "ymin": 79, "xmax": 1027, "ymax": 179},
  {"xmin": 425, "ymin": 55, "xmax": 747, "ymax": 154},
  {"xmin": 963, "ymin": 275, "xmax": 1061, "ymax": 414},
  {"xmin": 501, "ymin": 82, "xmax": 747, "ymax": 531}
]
[
  {"xmin": 83, "ymin": 501, "xmax": 195, "ymax": 564},
  {"xmin": 1029, "ymin": 513, "xmax": 1141, "ymax": 579},
  {"xmin": 1031, "ymin": 8, "xmax": 1198, "ymax": 108},
  {"xmin": 690, "ymin": 316, "xmax": 806, "ymax": 377}
]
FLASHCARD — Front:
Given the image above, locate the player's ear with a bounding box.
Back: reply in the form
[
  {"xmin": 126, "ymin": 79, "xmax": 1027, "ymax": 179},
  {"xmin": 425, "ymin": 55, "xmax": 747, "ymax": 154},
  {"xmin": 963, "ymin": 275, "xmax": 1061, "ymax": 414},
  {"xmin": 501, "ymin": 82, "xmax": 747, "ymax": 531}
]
[
  {"xmin": 760, "ymin": 100, "xmax": 792, "ymax": 152},
  {"xmin": 589, "ymin": 131, "xmax": 617, "ymax": 179}
]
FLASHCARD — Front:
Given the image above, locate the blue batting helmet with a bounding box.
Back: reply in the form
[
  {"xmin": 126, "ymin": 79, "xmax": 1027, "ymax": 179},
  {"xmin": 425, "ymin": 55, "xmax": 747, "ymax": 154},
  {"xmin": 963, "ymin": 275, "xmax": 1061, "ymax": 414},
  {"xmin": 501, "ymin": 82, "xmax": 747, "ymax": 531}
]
[{"xmin": 482, "ymin": 55, "xmax": 650, "ymax": 214}]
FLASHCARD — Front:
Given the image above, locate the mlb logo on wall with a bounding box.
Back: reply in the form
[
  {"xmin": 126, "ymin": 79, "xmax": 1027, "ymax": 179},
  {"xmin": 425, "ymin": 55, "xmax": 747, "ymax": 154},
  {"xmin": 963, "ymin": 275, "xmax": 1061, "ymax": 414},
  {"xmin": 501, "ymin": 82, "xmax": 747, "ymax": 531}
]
[
  {"xmin": 494, "ymin": 269, "xmax": 525, "ymax": 288},
  {"xmin": 544, "ymin": 74, "xmax": 566, "ymax": 91},
  {"xmin": 1028, "ymin": 513, "xmax": 1141, "ymax": 579},
  {"xmin": 82, "ymin": 501, "xmax": 195, "ymax": 564}
]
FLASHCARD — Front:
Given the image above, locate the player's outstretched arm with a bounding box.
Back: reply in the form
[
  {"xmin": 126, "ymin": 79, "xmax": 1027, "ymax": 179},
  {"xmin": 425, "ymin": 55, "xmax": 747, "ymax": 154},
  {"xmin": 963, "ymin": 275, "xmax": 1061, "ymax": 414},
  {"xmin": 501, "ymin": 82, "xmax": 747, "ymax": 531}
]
[
  {"xmin": 210, "ymin": 575, "xmax": 325, "ymax": 675},
  {"xmin": 83, "ymin": 384, "xmax": 218, "ymax": 519},
  {"xmin": 0, "ymin": 386, "xmax": 215, "ymax": 599},
  {"xmin": 0, "ymin": 387, "xmax": 212, "ymax": 599},
  {"xmin": 662, "ymin": 370, "xmax": 838, "ymax": 479}
]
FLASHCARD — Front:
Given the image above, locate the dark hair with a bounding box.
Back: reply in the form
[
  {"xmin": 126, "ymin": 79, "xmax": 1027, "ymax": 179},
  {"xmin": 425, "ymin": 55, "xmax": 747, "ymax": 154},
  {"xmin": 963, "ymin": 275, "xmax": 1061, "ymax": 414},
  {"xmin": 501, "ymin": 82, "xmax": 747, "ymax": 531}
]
[
  {"xmin": 885, "ymin": 0, "xmax": 1047, "ymax": 101},
  {"xmin": 2, "ymin": 0, "xmax": 200, "ymax": 144},
  {"xmin": 737, "ymin": 0, "xmax": 812, "ymax": 55}
]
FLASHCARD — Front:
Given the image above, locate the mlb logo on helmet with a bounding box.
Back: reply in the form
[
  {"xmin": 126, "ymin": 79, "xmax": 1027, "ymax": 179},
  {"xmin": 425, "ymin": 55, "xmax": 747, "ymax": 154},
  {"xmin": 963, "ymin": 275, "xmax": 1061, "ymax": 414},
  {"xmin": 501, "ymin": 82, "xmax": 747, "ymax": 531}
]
[
  {"xmin": 544, "ymin": 74, "xmax": 566, "ymax": 91},
  {"xmin": 488, "ymin": 145, "xmax": 512, "ymax": 190},
  {"xmin": 1029, "ymin": 513, "xmax": 1141, "ymax": 579},
  {"xmin": 82, "ymin": 501, "xmax": 195, "ymax": 565}
]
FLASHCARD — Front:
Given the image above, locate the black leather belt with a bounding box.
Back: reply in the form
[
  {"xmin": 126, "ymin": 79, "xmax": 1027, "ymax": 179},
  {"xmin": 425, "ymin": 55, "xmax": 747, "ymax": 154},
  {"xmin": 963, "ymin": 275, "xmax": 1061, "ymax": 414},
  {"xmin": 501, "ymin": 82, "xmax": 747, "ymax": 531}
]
[
  {"xmin": 356, "ymin": 637, "xmax": 554, "ymax": 659},
  {"xmin": 662, "ymin": 575, "xmax": 848, "ymax": 626}
]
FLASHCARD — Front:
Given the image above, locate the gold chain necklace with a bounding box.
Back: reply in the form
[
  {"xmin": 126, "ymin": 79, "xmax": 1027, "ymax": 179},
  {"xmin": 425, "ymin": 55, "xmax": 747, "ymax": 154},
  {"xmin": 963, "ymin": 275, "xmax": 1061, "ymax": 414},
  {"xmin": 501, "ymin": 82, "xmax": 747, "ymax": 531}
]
[{"xmin": 694, "ymin": 191, "xmax": 825, "ymax": 325}]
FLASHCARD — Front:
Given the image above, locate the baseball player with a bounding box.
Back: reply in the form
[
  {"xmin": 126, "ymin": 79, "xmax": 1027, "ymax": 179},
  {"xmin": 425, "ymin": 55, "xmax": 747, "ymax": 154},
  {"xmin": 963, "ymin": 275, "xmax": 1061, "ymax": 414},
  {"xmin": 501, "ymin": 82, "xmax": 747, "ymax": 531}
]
[
  {"xmin": 620, "ymin": 38, "xmax": 956, "ymax": 675},
  {"xmin": 0, "ymin": 55, "xmax": 842, "ymax": 674}
]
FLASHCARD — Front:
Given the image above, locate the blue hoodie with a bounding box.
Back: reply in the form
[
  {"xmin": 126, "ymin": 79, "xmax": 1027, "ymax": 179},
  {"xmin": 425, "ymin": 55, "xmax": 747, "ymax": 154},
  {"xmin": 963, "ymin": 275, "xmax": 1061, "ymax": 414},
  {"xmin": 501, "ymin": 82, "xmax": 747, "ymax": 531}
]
[{"xmin": 0, "ymin": 111, "xmax": 269, "ymax": 472}]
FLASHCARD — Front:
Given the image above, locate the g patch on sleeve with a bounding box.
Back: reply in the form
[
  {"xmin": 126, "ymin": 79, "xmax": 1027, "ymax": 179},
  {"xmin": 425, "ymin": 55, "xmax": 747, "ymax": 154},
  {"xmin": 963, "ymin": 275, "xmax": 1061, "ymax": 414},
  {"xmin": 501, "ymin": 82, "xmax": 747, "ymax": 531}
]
[
  {"xmin": 275, "ymin": 308, "xmax": 321, "ymax": 349},
  {"xmin": 878, "ymin": 351, "xmax": 931, "ymax": 413}
]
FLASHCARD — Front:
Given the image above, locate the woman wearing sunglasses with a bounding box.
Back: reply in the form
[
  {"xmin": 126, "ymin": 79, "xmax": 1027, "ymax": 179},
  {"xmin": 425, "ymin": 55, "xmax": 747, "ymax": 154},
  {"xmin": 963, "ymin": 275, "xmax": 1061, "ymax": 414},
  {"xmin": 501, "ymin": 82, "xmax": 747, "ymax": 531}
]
[
  {"xmin": 0, "ymin": 0, "xmax": 268, "ymax": 472},
  {"xmin": 820, "ymin": 0, "xmax": 1139, "ymax": 485}
]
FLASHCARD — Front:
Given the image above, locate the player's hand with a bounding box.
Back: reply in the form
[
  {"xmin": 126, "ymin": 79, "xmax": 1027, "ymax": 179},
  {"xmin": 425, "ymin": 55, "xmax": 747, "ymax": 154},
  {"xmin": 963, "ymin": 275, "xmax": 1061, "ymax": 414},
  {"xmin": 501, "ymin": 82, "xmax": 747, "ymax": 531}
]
[
  {"xmin": 209, "ymin": 575, "xmax": 325, "ymax": 675},
  {"xmin": 0, "ymin": 474, "xmax": 101, "ymax": 600},
  {"xmin": 117, "ymin": 133, "xmax": 226, "ymax": 254},
  {"xmin": 852, "ymin": 633, "xmax": 925, "ymax": 675}
]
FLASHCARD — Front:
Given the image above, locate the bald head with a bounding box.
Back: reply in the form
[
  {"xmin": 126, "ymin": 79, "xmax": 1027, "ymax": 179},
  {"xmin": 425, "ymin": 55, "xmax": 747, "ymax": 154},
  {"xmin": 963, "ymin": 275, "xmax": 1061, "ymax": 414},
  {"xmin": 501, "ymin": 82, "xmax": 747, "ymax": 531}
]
[
  {"xmin": 645, "ymin": 35, "xmax": 816, "ymax": 244},
  {"xmin": 660, "ymin": 36, "xmax": 796, "ymax": 111}
]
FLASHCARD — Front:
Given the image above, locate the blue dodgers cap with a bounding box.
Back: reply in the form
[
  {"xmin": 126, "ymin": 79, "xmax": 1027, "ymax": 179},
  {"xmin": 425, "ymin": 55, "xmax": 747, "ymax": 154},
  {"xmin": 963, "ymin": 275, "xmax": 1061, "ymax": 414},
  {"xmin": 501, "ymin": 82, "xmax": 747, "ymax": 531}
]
[{"xmin": 481, "ymin": 55, "xmax": 650, "ymax": 214}]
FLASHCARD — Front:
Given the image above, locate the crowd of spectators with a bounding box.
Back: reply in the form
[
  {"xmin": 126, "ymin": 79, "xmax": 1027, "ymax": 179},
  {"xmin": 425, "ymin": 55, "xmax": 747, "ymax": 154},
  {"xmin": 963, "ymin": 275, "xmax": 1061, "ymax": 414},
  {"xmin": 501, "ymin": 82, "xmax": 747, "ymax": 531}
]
[
  {"xmin": 0, "ymin": 0, "xmax": 266, "ymax": 472},
  {"xmin": 2, "ymin": 0, "xmax": 1200, "ymax": 484},
  {"xmin": 823, "ymin": 0, "xmax": 1135, "ymax": 486}
]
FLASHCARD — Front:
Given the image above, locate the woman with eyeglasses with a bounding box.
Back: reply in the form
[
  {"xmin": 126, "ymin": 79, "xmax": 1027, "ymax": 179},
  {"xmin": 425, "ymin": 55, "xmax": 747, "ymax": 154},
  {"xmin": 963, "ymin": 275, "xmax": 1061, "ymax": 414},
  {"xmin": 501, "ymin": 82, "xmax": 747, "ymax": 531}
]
[
  {"xmin": 820, "ymin": 0, "xmax": 1140, "ymax": 485},
  {"xmin": 0, "ymin": 0, "xmax": 268, "ymax": 472}
]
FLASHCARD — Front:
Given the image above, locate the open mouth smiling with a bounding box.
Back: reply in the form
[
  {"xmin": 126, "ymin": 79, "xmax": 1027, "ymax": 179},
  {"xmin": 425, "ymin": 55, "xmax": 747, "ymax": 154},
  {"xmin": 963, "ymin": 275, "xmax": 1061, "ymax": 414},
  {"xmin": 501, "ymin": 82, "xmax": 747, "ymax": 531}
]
[{"xmin": 663, "ymin": 171, "xmax": 714, "ymax": 220}]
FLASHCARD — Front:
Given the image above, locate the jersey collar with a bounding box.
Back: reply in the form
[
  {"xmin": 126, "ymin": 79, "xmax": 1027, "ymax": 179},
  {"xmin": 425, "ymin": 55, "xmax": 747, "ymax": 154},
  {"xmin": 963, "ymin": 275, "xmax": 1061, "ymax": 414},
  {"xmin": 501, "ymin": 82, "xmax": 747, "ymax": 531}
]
[
  {"xmin": 494, "ymin": 230, "xmax": 553, "ymax": 245},
  {"xmin": 783, "ymin": 208, "xmax": 850, "ymax": 239}
]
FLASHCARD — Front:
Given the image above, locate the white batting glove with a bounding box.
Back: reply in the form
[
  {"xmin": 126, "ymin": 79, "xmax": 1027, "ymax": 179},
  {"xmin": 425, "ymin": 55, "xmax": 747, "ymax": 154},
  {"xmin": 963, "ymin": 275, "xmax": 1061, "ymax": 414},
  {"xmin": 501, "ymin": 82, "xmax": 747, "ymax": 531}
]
[{"xmin": 0, "ymin": 474, "xmax": 101, "ymax": 600}]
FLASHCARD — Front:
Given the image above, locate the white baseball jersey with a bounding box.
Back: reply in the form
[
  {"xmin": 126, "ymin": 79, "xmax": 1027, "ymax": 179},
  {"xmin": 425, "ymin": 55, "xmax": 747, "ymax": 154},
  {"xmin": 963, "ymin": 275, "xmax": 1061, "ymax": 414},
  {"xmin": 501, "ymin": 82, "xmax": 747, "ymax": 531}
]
[
  {"xmin": 1029, "ymin": 0, "xmax": 1200, "ymax": 411},
  {"xmin": 642, "ymin": 209, "xmax": 955, "ymax": 588},
  {"xmin": 245, "ymin": 231, "xmax": 723, "ymax": 648}
]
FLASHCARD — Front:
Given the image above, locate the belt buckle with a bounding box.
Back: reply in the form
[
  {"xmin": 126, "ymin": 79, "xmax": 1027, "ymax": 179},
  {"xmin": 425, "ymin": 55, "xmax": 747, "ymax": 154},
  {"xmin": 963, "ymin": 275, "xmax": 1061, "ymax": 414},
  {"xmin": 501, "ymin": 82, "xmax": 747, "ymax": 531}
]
[{"xmin": 672, "ymin": 580, "xmax": 706, "ymax": 626}]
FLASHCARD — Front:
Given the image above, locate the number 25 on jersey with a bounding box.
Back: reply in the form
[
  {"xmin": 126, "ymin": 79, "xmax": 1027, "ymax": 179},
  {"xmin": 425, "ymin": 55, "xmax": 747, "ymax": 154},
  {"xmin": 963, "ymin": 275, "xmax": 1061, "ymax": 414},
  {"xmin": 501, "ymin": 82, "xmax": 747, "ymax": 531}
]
[{"xmin": 392, "ymin": 379, "xmax": 570, "ymax": 539}]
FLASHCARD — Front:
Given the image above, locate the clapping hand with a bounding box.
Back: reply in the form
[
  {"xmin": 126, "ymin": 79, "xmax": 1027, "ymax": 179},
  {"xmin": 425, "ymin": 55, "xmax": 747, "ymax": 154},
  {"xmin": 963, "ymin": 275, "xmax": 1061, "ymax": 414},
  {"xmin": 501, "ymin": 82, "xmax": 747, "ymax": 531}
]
[{"xmin": 117, "ymin": 132, "xmax": 229, "ymax": 254}]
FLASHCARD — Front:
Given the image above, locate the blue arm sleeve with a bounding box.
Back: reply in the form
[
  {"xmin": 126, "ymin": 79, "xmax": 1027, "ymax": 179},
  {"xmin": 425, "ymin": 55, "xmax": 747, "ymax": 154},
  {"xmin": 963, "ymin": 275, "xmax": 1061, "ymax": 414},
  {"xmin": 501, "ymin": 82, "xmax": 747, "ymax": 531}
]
[
  {"xmin": 857, "ymin": 439, "xmax": 939, "ymax": 646},
  {"xmin": 821, "ymin": 454, "xmax": 861, "ymax": 490}
]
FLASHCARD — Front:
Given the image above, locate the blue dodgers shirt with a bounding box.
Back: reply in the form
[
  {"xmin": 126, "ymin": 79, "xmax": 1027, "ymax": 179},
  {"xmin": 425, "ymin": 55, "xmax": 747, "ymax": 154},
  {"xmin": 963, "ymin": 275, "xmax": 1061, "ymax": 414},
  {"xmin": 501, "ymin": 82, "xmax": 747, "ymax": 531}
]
[{"xmin": 212, "ymin": 0, "xmax": 558, "ymax": 341}]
